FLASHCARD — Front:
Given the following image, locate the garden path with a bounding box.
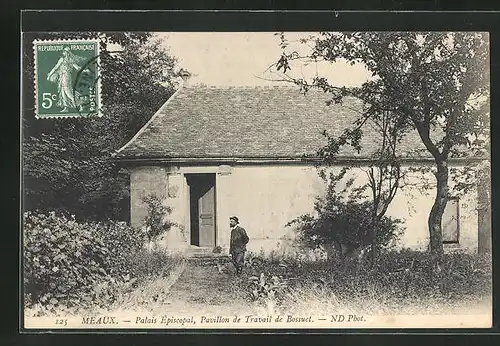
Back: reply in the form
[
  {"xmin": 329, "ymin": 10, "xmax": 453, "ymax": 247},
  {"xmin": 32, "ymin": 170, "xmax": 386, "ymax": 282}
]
[{"xmin": 157, "ymin": 257, "xmax": 255, "ymax": 316}]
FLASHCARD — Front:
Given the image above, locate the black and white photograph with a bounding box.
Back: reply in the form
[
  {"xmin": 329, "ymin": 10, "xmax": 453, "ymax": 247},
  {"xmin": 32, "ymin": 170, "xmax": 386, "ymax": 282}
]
[{"xmin": 21, "ymin": 29, "xmax": 492, "ymax": 329}]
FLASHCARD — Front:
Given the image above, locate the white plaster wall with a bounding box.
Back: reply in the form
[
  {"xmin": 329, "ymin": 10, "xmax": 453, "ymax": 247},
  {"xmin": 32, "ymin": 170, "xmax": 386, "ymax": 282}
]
[
  {"xmin": 214, "ymin": 164, "xmax": 479, "ymax": 254},
  {"xmin": 388, "ymin": 166, "xmax": 479, "ymax": 253},
  {"xmin": 129, "ymin": 163, "xmax": 479, "ymax": 255},
  {"xmin": 129, "ymin": 166, "xmax": 189, "ymax": 252},
  {"xmin": 215, "ymin": 165, "xmax": 325, "ymax": 253},
  {"xmin": 129, "ymin": 166, "xmax": 169, "ymax": 228}
]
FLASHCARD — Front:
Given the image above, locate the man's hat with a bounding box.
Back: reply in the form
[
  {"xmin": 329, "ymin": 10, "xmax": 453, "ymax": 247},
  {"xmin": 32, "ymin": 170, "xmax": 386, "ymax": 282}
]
[{"xmin": 229, "ymin": 216, "xmax": 239, "ymax": 223}]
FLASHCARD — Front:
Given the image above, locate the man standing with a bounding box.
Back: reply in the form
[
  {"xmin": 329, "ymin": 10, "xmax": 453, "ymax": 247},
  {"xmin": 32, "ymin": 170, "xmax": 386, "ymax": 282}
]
[{"xmin": 229, "ymin": 216, "xmax": 249, "ymax": 275}]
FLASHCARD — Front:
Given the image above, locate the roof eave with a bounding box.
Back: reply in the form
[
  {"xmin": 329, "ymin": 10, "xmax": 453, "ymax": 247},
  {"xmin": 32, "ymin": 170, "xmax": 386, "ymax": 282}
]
[{"xmin": 112, "ymin": 155, "xmax": 488, "ymax": 166}]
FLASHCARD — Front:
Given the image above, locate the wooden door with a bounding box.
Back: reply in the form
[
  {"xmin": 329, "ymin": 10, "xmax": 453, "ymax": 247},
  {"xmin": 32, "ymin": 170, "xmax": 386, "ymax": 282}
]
[{"xmin": 198, "ymin": 183, "xmax": 216, "ymax": 247}]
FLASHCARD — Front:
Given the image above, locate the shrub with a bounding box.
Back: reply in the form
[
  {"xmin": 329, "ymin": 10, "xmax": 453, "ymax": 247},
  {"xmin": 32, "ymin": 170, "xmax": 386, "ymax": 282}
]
[
  {"xmin": 287, "ymin": 174, "xmax": 403, "ymax": 258},
  {"xmin": 23, "ymin": 211, "xmax": 146, "ymax": 313},
  {"xmin": 93, "ymin": 220, "xmax": 146, "ymax": 277},
  {"xmin": 142, "ymin": 193, "xmax": 174, "ymax": 242}
]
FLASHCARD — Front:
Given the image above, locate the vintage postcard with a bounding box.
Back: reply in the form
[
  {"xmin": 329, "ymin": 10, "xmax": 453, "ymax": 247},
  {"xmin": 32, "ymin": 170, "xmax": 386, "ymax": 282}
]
[{"xmin": 21, "ymin": 31, "xmax": 492, "ymax": 330}]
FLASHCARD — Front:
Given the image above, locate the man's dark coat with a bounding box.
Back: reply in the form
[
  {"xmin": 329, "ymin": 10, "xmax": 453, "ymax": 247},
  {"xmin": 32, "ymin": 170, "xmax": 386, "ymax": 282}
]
[{"xmin": 230, "ymin": 225, "xmax": 249, "ymax": 254}]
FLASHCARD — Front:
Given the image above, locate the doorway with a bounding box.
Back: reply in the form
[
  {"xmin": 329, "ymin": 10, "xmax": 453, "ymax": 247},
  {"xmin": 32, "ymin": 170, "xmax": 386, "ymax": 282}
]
[{"xmin": 186, "ymin": 173, "xmax": 217, "ymax": 247}]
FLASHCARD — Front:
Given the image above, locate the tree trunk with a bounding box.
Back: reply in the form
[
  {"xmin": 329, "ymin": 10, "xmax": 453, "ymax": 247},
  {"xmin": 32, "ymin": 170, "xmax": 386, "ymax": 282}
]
[
  {"xmin": 428, "ymin": 160, "xmax": 449, "ymax": 259},
  {"xmin": 327, "ymin": 240, "xmax": 343, "ymax": 263},
  {"xmin": 370, "ymin": 242, "xmax": 377, "ymax": 267},
  {"xmin": 477, "ymin": 164, "xmax": 492, "ymax": 254}
]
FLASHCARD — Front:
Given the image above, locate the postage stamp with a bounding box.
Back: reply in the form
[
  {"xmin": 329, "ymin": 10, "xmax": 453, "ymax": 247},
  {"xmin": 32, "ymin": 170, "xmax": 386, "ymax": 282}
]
[{"xmin": 33, "ymin": 39, "xmax": 101, "ymax": 118}]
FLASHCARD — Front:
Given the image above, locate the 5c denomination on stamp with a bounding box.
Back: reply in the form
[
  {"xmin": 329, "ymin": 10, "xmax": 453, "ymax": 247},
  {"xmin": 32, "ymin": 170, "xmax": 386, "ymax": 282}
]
[{"xmin": 33, "ymin": 39, "xmax": 101, "ymax": 118}]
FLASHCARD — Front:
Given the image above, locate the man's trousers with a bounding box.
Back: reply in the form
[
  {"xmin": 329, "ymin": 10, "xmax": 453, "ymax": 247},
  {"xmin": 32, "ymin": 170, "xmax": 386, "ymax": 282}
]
[{"xmin": 231, "ymin": 251, "xmax": 245, "ymax": 274}]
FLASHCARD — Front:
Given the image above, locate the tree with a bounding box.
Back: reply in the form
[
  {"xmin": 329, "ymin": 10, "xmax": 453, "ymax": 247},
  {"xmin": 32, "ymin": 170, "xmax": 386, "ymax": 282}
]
[
  {"xmin": 22, "ymin": 32, "xmax": 182, "ymax": 220},
  {"xmin": 276, "ymin": 32, "xmax": 490, "ymax": 259},
  {"xmin": 287, "ymin": 166, "xmax": 403, "ymax": 265},
  {"xmin": 315, "ymin": 109, "xmax": 403, "ymax": 264}
]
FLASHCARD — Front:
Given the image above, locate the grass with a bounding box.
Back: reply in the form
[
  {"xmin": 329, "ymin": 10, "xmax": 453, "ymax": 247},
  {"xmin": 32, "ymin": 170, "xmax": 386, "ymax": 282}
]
[
  {"xmin": 237, "ymin": 249, "xmax": 492, "ymax": 316},
  {"xmin": 25, "ymin": 248, "xmax": 492, "ymax": 319},
  {"xmin": 109, "ymin": 259, "xmax": 187, "ymax": 314}
]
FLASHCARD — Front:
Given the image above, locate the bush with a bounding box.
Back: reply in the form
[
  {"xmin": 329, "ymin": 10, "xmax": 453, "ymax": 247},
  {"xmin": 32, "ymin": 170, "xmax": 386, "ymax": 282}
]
[
  {"xmin": 288, "ymin": 199, "xmax": 402, "ymax": 257},
  {"xmin": 23, "ymin": 211, "xmax": 146, "ymax": 313},
  {"xmin": 142, "ymin": 193, "xmax": 174, "ymax": 242},
  {"xmin": 287, "ymin": 168, "xmax": 403, "ymax": 260}
]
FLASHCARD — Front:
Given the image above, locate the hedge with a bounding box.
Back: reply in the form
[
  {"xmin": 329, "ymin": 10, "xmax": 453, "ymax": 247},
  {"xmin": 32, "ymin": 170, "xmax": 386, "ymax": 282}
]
[{"xmin": 23, "ymin": 211, "xmax": 146, "ymax": 313}]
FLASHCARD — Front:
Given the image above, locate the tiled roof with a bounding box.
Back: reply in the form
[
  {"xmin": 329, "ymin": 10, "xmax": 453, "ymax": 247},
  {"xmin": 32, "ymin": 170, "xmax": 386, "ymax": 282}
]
[{"xmin": 114, "ymin": 85, "xmax": 437, "ymax": 160}]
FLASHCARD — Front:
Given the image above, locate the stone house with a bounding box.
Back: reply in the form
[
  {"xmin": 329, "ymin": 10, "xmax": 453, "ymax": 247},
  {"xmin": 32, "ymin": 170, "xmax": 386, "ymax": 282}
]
[{"xmin": 114, "ymin": 85, "xmax": 490, "ymax": 255}]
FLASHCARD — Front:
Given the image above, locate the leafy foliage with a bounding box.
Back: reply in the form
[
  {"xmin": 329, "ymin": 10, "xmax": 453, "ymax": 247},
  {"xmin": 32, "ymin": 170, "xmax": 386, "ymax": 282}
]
[
  {"xmin": 23, "ymin": 211, "xmax": 146, "ymax": 313},
  {"xmin": 247, "ymin": 273, "xmax": 288, "ymax": 301},
  {"xmin": 275, "ymin": 32, "xmax": 490, "ymax": 256},
  {"xmin": 246, "ymin": 272, "xmax": 288, "ymax": 315},
  {"xmin": 142, "ymin": 193, "xmax": 174, "ymax": 242},
  {"xmin": 22, "ymin": 32, "xmax": 182, "ymax": 220},
  {"xmin": 287, "ymin": 168, "xmax": 403, "ymax": 257}
]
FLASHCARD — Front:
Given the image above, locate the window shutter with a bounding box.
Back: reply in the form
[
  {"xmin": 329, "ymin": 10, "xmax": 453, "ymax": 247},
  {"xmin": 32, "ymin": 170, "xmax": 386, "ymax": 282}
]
[{"xmin": 442, "ymin": 198, "xmax": 459, "ymax": 243}]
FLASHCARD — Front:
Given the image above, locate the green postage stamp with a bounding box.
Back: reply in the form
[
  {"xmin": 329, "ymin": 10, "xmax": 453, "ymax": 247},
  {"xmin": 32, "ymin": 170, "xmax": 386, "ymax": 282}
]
[{"xmin": 33, "ymin": 39, "xmax": 101, "ymax": 118}]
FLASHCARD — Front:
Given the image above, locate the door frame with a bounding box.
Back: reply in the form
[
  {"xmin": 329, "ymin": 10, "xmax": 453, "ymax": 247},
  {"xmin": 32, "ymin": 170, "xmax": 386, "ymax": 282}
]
[{"xmin": 184, "ymin": 172, "xmax": 218, "ymax": 247}]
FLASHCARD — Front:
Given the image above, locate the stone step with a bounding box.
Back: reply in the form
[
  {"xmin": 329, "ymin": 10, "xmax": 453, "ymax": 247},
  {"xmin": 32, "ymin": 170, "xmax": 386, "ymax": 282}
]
[
  {"xmin": 186, "ymin": 253, "xmax": 231, "ymax": 266},
  {"xmin": 187, "ymin": 249, "xmax": 222, "ymax": 255},
  {"xmin": 183, "ymin": 246, "xmax": 227, "ymax": 260}
]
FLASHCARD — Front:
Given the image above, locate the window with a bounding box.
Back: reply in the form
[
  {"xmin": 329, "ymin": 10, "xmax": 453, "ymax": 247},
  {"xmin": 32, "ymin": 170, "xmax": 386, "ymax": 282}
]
[{"xmin": 442, "ymin": 198, "xmax": 460, "ymax": 244}]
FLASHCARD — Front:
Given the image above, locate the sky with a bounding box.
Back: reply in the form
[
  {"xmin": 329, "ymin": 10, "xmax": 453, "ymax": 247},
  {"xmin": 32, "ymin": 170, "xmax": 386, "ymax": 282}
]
[{"xmin": 154, "ymin": 32, "xmax": 372, "ymax": 87}]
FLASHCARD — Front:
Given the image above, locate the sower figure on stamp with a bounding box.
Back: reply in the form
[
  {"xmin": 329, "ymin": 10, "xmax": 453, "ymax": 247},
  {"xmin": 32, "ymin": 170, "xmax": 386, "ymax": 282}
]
[
  {"xmin": 229, "ymin": 216, "xmax": 249, "ymax": 275},
  {"xmin": 47, "ymin": 47, "xmax": 88, "ymax": 113}
]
